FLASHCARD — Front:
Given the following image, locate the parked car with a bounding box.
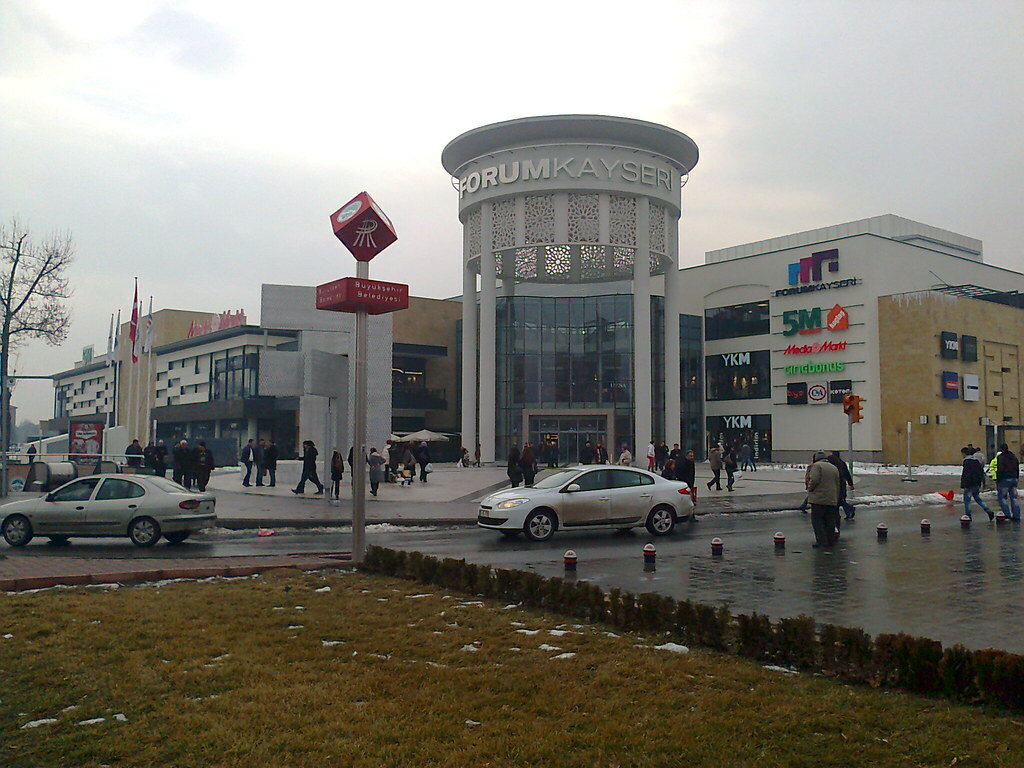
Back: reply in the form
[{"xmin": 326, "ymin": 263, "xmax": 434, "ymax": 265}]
[
  {"xmin": 478, "ymin": 465, "xmax": 695, "ymax": 541},
  {"xmin": 0, "ymin": 474, "xmax": 216, "ymax": 548}
]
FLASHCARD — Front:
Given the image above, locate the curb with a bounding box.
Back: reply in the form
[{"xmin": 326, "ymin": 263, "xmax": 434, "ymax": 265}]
[
  {"xmin": 0, "ymin": 555, "xmax": 352, "ymax": 592},
  {"xmin": 216, "ymin": 517, "xmax": 476, "ymax": 530}
]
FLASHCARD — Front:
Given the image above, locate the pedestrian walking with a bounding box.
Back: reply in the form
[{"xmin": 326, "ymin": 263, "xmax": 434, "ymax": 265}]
[
  {"xmin": 661, "ymin": 459, "xmax": 676, "ymax": 480},
  {"xmin": 579, "ymin": 440, "xmax": 595, "ymax": 465},
  {"xmin": 143, "ymin": 441, "xmax": 159, "ymax": 474},
  {"xmin": 292, "ymin": 440, "xmax": 324, "ymax": 495},
  {"xmin": 474, "ymin": 443, "xmax": 481, "ymax": 468},
  {"xmin": 806, "ymin": 451, "xmax": 841, "ymax": 547},
  {"xmin": 676, "ymin": 449, "xmax": 698, "ymax": 506},
  {"xmin": 368, "ymin": 448, "xmax": 386, "ymax": 496},
  {"xmin": 617, "ymin": 444, "xmax": 632, "ymax": 466},
  {"xmin": 172, "ymin": 440, "xmax": 189, "ymax": 487},
  {"xmin": 26, "ymin": 444, "xmax": 37, "ymax": 462},
  {"xmin": 655, "ymin": 442, "xmax": 669, "ymax": 471},
  {"xmin": 646, "ymin": 440, "xmax": 656, "ymax": 471},
  {"xmin": 330, "ymin": 450, "xmax": 345, "ymax": 499},
  {"xmin": 240, "ymin": 439, "xmax": 257, "ymax": 487},
  {"xmin": 416, "ymin": 441, "xmax": 432, "ymax": 483},
  {"xmin": 520, "ymin": 442, "xmax": 537, "ymax": 486},
  {"xmin": 194, "ymin": 441, "xmax": 215, "ymax": 492},
  {"xmin": 668, "ymin": 443, "xmax": 681, "ymax": 464},
  {"xmin": 740, "ymin": 442, "xmax": 757, "ymax": 472},
  {"xmin": 594, "ymin": 442, "xmax": 609, "ymax": 465},
  {"xmin": 546, "ymin": 440, "xmax": 558, "ymax": 469},
  {"xmin": 960, "ymin": 446, "xmax": 993, "ymax": 520},
  {"xmin": 254, "ymin": 438, "xmax": 266, "ymax": 486},
  {"xmin": 263, "ymin": 439, "xmax": 278, "ymax": 487},
  {"xmin": 387, "ymin": 441, "xmax": 402, "ymax": 482},
  {"xmin": 995, "ymin": 443, "xmax": 1021, "ymax": 521},
  {"xmin": 125, "ymin": 439, "xmax": 144, "ymax": 468},
  {"xmin": 828, "ymin": 450, "xmax": 856, "ymax": 519},
  {"xmin": 184, "ymin": 442, "xmax": 199, "ymax": 490},
  {"xmin": 507, "ymin": 444, "xmax": 523, "ymax": 488},
  {"xmin": 723, "ymin": 446, "xmax": 738, "ymax": 491},
  {"xmin": 707, "ymin": 445, "xmax": 723, "ymax": 491}
]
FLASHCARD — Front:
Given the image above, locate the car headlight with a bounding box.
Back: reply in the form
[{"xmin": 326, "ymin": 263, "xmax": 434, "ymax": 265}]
[{"xmin": 495, "ymin": 498, "xmax": 529, "ymax": 509}]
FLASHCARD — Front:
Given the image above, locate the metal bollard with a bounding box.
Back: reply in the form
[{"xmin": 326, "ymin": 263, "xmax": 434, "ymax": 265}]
[
  {"xmin": 876, "ymin": 523, "xmax": 888, "ymax": 541},
  {"xmin": 773, "ymin": 532, "xmax": 786, "ymax": 550},
  {"xmin": 960, "ymin": 514, "xmax": 971, "ymax": 529},
  {"xmin": 920, "ymin": 519, "xmax": 930, "ymax": 535},
  {"xmin": 996, "ymin": 511, "xmax": 1008, "ymax": 524},
  {"xmin": 563, "ymin": 550, "xmax": 577, "ymax": 573},
  {"xmin": 711, "ymin": 537, "xmax": 724, "ymax": 556},
  {"xmin": 643, "ymin": 543, "xmax": 656, "ymax": 572}
]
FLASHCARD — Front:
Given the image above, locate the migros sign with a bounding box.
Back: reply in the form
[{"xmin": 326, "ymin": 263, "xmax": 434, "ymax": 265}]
[{"xmin": 781, "ymin": 304, "xmax": 850, "ymax": 336}]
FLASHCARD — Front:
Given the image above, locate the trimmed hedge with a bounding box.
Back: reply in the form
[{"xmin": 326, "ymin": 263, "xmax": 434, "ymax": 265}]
[{"xmin": 361, "ymin": 545, "xmax": 1024, "ymax": 709}]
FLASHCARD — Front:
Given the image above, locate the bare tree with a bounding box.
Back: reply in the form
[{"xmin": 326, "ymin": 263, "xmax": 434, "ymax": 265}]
[{"xmin": 0, "ymin": 220, "xmax": 74, "ymax": 493}]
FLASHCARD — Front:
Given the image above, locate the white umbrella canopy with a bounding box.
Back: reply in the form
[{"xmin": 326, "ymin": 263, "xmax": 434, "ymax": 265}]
[
  {"xmin": 401, "ymin": 429, "xmax": 450, "ymax": 443},
  {"xmin": 387, "ymin": 434, "xmax": 404, "ymax": 442}
]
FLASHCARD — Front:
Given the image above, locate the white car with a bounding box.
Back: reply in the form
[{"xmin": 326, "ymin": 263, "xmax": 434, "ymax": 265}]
[
  {"xmin": 0, "ymin": 474, "xmax": 216, "ymax": 548},
  {"xmin": 478, "ymin": 465, "xmax": 695, "ymax": 541}
]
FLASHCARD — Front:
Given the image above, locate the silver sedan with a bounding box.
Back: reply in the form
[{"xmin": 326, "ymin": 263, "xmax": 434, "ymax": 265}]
[
  {"xmin": 0, "ymin": 474, "xmax": 216, "ymax": 548},
  {"xmin": 478, "ymin": 465, "xmax": 695, "ymax": 541}
]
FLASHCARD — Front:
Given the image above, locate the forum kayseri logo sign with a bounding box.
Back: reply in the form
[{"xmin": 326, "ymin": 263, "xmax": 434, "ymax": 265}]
[
  {"xmin": 458, "ymin": 156, "xmax": 675, "ymax": 199},
  {"xmin": 773, "ymin": 249, "xmax": 861, "ymax": 297}
]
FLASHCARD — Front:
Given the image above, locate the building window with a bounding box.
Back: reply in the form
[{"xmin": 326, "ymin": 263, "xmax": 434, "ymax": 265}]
[
  {"xmin": 212, "ymin": 350, "xmax": 259, "ymax": 401},
  {"xmin": 705, "ymin": 350, "xmax": 771, "ymax": 401},
  {"xmin": 704, "ymin": 301, "xmax": 770, "ymax": 341}
]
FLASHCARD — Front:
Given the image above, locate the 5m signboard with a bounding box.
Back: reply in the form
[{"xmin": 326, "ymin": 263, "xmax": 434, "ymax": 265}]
[{"xmin": 782, "ymin": 304, "xmax": 850, "ymax": 336}]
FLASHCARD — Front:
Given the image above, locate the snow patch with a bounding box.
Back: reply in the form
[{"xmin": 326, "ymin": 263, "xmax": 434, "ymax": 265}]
[
  {"xmin": 547, "ymin": 630, "xmax": 568, "ymax": 637},
  {"xmin": 654, "ymin": 643, "xmax": 690, "ymax": 654},
  {"xmin": 514, "ymin": 629, "xmax": 540, "ymax": 635},
  {"xmin": 287, "ymin": 625, "xmax": 304, "ymax": 630},
  {"xmin": 314, "ymin": 586, "xmax": 331, "ymax": 593},
  {"xmin": 321, "ymin": 640, "xmax": 344, "ymax": 647},
  {"xmin": 552, "ymin": 652, "xmax": 576, "ymax": 660},
  {"xmin": 2, "ymin": 633, "xmax": 12, "ymax": 639},
  {"xmin": 21, "ymin": 718, "xmax": 57, "ymax": 729},
  {"xmin": 460, "ymin": 644, "xmax": 480, "ymax": 652},
  {"xmin": 465, "ymin": 719, "xmax": 481, "ymax": 727},
  {"xmin": 77, "ymin": 717, "xmax": 106, "ymax": 726},
  {"xmin": 763, "ymin": 664, "xmax": 799, "ymax": 675},
  {"xmin": 113, "ymin": 713, "xmax": 128, "ymax": 722},
  {"xmin": 503, "ymin": 604, "xmax": 519, "ymax": 610},
  {"xmin": 538, "ymin": 644, "xmax": 562, "ymax": 652},
  {"xmin": 405, "ymin": 594, "xmax": 432, "ymax": 599}
]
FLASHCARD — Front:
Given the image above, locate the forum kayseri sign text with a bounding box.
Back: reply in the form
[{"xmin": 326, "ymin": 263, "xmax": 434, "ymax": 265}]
[{"xmin": 458, "ymin": 156, "xmax": 675, "ymax": 199}]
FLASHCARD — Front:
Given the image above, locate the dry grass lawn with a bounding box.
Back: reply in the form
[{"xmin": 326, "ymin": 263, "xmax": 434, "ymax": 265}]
[{"xmin": 2, "ymin": 569, "xmax": 1024, "ymax": 767}]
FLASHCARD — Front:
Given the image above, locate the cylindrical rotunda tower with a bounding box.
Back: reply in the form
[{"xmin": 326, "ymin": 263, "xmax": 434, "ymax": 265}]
[{"xmin": 442, "ymin": 115, "xmax": 699, "ymax": 465}]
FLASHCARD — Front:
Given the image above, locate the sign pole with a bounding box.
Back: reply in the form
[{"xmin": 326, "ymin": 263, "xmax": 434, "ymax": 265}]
[
  {"xmin": 847, "ymin": 415, "xmax": 854, "ymax": 481},
  {"xmin": 902, "ymin": 420, "xmax": 917, "ymax": 482},
  {"xmin": 351, "ymin": 259, "xmax": 369, "ymax": 563}
]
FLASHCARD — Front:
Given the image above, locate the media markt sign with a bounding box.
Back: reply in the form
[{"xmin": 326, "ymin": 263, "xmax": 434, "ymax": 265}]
[
  {"xmin": 782, "ymin": 304, "xmax": 850, "ymax": 336},
  {"xmin": 773, "ymin": 248, "xmax": 861, "ymax": 297}
]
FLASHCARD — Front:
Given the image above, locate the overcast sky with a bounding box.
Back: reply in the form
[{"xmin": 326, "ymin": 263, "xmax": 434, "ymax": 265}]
[{"xmin": 1, "ymin": 0, "xmax": 1022, "ymax": 423}]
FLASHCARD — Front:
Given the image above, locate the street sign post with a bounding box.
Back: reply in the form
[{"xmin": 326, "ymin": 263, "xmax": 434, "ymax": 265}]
[{"xmin": 320, "ymin": 192, "xmax": 402, "ymax": 564}]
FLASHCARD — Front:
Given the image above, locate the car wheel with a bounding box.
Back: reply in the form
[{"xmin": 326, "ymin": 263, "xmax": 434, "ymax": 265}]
[
  {"xmin": 164, "ymin": 531, "xmax": 189, "ymax": 544},
  {"xmin": 499, "ymin": 530, "xmax": 520, "ymax": 539},
  {"xmin": 128, "ymin": 517, "xmax": 162, "ymax": 547},
  {"xmin": 523, "ymin": 509, "xmax": 557, "ymax": 542},
  {"xmin": 47, "ymin": 536, "xmax": 71, "ymax": 546},
  {"xmin": 645, "ymin": 505, "xmax": 676, "ymax": 536},
  {"xmin": 2, "ymin": 514, "xmax": 33, "ymax": 547}
]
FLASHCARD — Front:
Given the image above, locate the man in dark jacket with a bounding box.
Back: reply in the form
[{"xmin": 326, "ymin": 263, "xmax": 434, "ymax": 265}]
[
  {"xmin": 172, "ymin": 440, "xmax": 190, "ymax": 487},
  {"xmin": 292, "ymin": 440, "xmax": 324, "ymax": 495},
  {"xmin": 194, "ymin": 441, "xmax": 215, "ymax": 492},
  {"xmin": 594, "ymin": 442, "xmax": 609, "ymax": 465},
  {"xmin": 263, "ymin": 439, "xmax": 279, "ymax": 487},
  {"xmin": 675, "ymin": 449, "xmax": 698, "ymax": 508},
  {"xmin": 960, "ymin": 446, "xmax": 992, "ymax": 520},
  {"xmin": 240, "ymin": 439, "xmax": 257, "ymax": 487},
  {"xmin": 143, "ymin": 442, "xmax": 159, "ymax": 473},
  {"xmin": 828, "ymin": 451, "xmax": 856, "ymax": 520},
  {"xmin": 254, "ymin": 438, "xmax": 266, "ymax": 486},
  {"xmin": 125, "ymin": 439, "xmax": 144, "ymax": 468},
  {"xmin": 578, "ymin": 441, "xmax": 595, "ymax": 465},
  {"xmin": 995, "ymin": 444, "xmax": 1021, "ymax": 521}
]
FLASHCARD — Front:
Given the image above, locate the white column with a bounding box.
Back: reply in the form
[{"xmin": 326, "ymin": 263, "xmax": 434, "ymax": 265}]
[
  {"xmin": 461, "ymin": 261, "xmax": 477, "ymax": 463},
  {"xmin": 664, "ymin": 210, "xmax": 682, "ymax": 446},
  {"xmin": 633, "ymin": 198, "xmax": 652, "ymax": 461},
  {"xmin": 479, "ymin": 201, "xmax": 497, "ymax": 464}
]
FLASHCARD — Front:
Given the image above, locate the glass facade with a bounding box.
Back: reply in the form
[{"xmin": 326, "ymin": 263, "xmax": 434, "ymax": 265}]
[
  {"xmin": 679, "ymin": 315, "xmax": 703, "ymax": 455},
  {"xmin": 705, "ymin": 350, "xmax": 772, "ymax": 401},
  {"xmin": 704, "ymin": 301, "xmax": 770, "ymax": 340},
  {"xmin": 495, "ymin": 294, "xmax": 665, "ymax": 459},
  {"xmin": 212, "ymin": 348, "xmax": 260, "ymax": 401}
]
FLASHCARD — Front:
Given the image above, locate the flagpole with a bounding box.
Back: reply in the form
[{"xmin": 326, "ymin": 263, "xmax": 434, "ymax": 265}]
[
  {"xmin": 145, "ymin": 296, "xmax": 154, "ymax": 444},
  {"xmin": 127, "ymin": 279, "xmax": 140, "ymax": 446}
]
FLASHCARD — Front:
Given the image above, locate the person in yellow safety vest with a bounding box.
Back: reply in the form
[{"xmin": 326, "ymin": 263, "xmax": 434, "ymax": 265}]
[{"xmin": 988, "ymin": 452, "xmax": 1001, "ymax": 481}]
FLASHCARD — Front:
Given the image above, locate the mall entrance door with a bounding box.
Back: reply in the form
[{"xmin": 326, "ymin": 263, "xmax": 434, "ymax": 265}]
[{"xmin": 528, "ymin": 415, "xmax": 609, "ymax": 467}]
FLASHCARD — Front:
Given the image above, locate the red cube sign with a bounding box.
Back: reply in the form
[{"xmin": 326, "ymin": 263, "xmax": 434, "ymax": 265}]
[
  {"xmin": 316, "ymin": 277, "xmax": 409, "ymax": 315},
  {"xmin": 330, "ymin": 191, "xmax": 398, "ymax": 262}
]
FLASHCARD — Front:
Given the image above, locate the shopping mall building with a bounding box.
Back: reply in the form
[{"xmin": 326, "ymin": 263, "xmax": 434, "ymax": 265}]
[{"xmin": 446, "ymin": 115, "xmax": 1024, "ymax": 465}]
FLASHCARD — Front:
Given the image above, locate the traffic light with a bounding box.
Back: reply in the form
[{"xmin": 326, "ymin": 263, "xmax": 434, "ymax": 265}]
[{"xmin": 843, "ymin": 394, "xmax": 864, "ymax": 423}]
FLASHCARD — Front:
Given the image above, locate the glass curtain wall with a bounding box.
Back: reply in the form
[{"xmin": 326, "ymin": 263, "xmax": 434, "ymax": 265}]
[{"xmin": 679, "ymin": 314, "xmax": 703, "ymax": 456}]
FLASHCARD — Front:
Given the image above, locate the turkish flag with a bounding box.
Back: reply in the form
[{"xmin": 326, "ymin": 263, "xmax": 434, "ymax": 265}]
[{"xmin": 128, "ymin": 282, "xmax": 139, "ymax": 363}]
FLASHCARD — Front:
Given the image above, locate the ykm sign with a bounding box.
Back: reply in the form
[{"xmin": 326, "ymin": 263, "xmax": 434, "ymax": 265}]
[
  {"xmin": 316, "ymin": 278, "xmax": 409, "ymax": 315},
  {"xmin": 331, "ymin": 191, "xmax": 398, "ymax": 261},
  {"xmin": 782, "ymin": 304, "xmax": 850, "ymax": 336}
]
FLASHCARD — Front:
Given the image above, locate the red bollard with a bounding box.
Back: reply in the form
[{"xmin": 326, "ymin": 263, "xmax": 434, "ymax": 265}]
[
  {"xmin": 960, "ymin": 514, "xmax": 971, "ymax": 529},
  {"xmin": 643, "ymin": 543, "xmax": 656, "ymax": 571},
  {"xmin": 711, "ymin": 537, "xmax": 724, "ymax": 556},
  {"xmin": 563, "ymin": 550, "xmax": 577, "ymax": 573},
  {"xmin": 876, "ymin": 523, "xmax": 888, "ymax": 541},
  {"xmin": 773, "ymin": 532, "xmax": 786, "ymax": 550},
  {"xmin": 920, "ymin": 519, "xmax": 930, "ymax": 535}
]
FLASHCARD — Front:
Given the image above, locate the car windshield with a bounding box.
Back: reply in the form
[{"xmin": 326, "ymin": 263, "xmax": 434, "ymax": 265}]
[
  {"xmin": 143, "ymin": 476, "xmax": 192, "ymax": 494},
  {"xmin": 531, "ymin": 470, "xmax": 580, "ymax": 489}
]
